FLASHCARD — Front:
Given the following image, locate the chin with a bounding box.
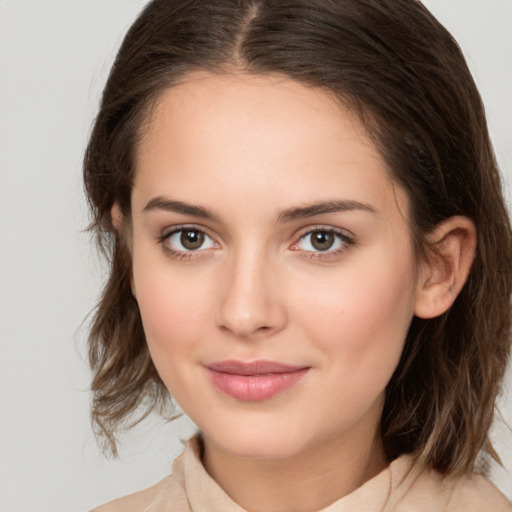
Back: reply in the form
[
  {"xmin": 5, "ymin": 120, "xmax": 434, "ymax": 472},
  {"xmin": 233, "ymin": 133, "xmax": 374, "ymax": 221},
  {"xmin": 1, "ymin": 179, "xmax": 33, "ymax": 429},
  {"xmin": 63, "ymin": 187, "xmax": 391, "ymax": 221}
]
[{"xmin": 222, "ymin": 438, "xmax": 303, "ymax": 460}]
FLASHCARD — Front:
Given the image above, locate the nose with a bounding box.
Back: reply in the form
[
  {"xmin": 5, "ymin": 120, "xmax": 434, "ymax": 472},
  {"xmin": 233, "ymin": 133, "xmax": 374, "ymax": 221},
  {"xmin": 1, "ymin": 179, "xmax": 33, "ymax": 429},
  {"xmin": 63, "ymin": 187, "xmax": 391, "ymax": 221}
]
[{"xmin": 215, "ymin": 247, "xmax": 287, "ymax": 339}]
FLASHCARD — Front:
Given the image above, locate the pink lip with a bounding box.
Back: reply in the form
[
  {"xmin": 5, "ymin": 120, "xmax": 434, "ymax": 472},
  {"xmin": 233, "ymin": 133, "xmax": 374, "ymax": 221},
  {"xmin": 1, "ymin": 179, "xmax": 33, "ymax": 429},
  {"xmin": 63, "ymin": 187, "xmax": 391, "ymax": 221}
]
[{"xmin": 205, "ymin": 360, "xmax": 310, "ymax": 401}]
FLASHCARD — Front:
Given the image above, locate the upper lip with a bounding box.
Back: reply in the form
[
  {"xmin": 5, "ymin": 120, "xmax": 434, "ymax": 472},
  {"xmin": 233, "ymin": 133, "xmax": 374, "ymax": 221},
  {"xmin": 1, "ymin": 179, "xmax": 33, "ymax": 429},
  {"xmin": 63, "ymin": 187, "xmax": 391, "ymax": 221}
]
[{"xmin": 205, "ymin": 360, "xmax": 308, "ymax": 376}]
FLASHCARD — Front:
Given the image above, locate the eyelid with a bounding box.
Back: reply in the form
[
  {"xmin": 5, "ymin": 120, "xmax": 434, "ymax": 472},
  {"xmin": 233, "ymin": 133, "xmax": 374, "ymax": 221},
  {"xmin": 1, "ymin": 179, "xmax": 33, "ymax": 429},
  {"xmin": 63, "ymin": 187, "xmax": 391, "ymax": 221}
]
[
  {"xmin": 160, "ymin": 223, "xmax": 215, "ymax": 239},
  {"xmin": 292, "ymin": 225, "xmax": 355, "ymax": 244}
]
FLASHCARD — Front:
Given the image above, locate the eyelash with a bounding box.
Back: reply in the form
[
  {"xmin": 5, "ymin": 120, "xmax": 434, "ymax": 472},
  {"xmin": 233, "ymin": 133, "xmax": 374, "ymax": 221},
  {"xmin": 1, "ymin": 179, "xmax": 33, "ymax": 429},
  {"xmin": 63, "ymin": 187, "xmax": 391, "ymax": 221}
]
[{"xmin": 157, "ymin": 225, "xmax": 357, "ymax": 261}]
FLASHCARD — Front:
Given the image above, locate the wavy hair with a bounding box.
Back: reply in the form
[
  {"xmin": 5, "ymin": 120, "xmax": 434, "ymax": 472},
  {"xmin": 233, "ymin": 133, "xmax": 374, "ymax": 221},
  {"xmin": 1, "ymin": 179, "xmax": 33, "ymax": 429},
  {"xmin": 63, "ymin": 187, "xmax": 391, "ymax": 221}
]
[{"xmin": 84, "ymin": 0, "xmax": 512, "ymax": 473}]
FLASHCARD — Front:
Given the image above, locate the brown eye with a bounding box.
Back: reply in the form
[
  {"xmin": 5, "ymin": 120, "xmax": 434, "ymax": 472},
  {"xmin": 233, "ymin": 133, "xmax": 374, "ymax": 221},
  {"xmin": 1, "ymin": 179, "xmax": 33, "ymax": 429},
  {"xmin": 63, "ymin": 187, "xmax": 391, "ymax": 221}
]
[
  {"xmin": 294, "ymin": 229, "xmax": 350, "ymax": 254},
  {"xmin": 180, "ymin": 229, "xmax": 205, "ymax": 250},
  {"xmin": 165, "ymin": 228, "xmax": 216, "ymax": 253},
  {"xmin": 310, "ymin": 231, "xmax": 335, "ymax": 251}
]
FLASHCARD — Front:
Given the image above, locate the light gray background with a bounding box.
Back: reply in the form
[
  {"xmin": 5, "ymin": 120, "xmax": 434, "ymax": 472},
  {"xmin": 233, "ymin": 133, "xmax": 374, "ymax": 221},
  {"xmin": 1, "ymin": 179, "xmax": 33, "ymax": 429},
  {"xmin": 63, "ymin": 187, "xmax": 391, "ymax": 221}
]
[{"xmin": 0, "ymin": 1, "xmax": 511, "ymax": 511}]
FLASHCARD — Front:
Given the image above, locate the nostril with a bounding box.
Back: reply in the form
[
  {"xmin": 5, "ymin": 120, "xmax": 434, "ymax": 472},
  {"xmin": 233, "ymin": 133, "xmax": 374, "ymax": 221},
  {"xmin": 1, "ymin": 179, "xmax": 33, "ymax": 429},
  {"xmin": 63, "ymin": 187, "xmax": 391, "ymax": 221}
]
[{"xmin": 219, "ymin": 323, "xmax": 273, "ymax": 337}]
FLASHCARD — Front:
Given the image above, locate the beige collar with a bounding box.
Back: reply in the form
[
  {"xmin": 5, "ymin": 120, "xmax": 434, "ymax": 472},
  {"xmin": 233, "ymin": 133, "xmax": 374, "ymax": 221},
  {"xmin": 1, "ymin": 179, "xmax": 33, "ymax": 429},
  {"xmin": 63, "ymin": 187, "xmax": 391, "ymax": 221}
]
[{"xmin": 172, "ymin": 436, "xmax": 418, "ymax": 512}]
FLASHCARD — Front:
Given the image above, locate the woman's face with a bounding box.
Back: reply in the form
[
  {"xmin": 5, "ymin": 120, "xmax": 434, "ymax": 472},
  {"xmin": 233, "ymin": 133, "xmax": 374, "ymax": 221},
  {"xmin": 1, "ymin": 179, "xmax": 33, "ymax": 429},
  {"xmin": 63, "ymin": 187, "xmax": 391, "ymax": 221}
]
[{"xmin": 129, "ymin": 72, "xmax": 421, "ymax": 460}]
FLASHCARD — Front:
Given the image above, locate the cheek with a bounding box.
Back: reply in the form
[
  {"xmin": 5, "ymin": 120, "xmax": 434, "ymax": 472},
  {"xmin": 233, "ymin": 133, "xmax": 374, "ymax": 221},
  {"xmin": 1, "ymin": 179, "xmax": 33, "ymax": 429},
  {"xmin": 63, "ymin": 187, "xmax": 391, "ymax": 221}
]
[
  {"xmin": 291, "ymin": 249, "xmax": 416, "ymax": 377},
  {"xmin": 132, "ymin": 261, "xmax": 211, "ymax": 367}
]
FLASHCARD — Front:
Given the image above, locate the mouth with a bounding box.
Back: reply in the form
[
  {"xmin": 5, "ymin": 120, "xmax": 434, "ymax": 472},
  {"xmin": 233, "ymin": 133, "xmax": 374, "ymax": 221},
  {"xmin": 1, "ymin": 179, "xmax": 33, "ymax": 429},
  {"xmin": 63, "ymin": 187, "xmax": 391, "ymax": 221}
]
[{"xmin": 204, "ymin": 360, "xmax": 310, "ymax": 401}]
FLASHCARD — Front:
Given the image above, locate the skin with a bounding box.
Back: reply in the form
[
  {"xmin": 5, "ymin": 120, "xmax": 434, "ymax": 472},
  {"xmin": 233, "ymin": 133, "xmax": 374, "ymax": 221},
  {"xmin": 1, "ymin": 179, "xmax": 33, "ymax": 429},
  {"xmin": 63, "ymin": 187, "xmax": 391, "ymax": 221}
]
[{"xmin": 125, "ymin": 71, "xmax": 476, "ymax": 512}]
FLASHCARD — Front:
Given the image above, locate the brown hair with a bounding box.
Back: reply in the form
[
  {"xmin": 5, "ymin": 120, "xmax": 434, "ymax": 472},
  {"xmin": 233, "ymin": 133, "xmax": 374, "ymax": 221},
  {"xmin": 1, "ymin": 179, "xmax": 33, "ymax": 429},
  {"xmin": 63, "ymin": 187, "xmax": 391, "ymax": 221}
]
[{"xmin": 84, "ymin": 0, "xmax": 512, "ymax": 474}]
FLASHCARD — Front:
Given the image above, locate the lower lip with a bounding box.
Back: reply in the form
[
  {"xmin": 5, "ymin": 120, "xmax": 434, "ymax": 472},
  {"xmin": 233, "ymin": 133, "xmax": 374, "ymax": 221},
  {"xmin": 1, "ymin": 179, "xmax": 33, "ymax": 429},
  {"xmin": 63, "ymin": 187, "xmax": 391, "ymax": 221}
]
[{"xmin": 206, "ymin": 368, "xmax": 309, "ymax": 401}]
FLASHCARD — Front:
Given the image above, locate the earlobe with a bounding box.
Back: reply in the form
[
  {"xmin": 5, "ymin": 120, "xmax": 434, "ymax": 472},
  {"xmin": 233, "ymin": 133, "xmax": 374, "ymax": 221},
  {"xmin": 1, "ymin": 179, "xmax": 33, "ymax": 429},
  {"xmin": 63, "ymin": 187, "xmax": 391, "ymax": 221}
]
[
  {"xmin": 111, "ymin": 202, "xmax": 123, "ymax": 232},
  {"xmin": 414, "ymin": 216, "xmax": 476, "ymax": 319}
]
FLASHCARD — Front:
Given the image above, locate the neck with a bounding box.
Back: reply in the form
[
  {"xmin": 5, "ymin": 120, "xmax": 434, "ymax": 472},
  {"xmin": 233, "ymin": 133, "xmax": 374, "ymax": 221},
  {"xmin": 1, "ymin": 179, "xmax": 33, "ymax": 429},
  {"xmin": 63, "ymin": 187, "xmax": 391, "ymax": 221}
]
[{"xmin": 201, "ymin": 420, "xmax": 388, "ymax": 512}]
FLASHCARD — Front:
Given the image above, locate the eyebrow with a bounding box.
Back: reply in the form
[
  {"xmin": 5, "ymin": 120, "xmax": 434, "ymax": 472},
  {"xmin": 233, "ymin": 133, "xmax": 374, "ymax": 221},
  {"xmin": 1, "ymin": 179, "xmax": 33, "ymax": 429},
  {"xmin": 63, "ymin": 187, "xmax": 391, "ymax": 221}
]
[
  {"xmin": 143, "ymin": 197, "xmax": 376, "ymax": 223},
  {"xmin": 143, "ymin": 197, "xmax": 220, "ymax": 222},
  {"xmin": 277, "ymin": 200, "xmax": 377, "ymax": 223}
]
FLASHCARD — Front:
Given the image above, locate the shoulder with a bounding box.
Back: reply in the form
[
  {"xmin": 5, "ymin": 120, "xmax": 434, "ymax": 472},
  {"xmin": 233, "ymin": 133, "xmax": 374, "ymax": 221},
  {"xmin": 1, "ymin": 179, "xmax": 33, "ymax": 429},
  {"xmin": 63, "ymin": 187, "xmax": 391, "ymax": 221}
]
[
  {"xmin": 90, "ymin": 437, "xmax": 203, "ymax": 512},
  {"xmin": 446, "ymin": 473, "xmax": 511, "ymax": 512},
  {"xmin": 91, "ymin": 475, "xmax": 190, "ymax": 512},
  {"xmin": 390, "ymin": 457, "xmax": 511, "ymax": 512}
]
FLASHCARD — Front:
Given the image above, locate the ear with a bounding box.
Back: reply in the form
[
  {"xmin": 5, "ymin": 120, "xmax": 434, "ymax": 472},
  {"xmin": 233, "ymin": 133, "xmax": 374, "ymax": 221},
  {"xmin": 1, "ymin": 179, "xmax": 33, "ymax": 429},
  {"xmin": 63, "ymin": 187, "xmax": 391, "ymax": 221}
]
[
  {"xmin": 414, "ymin": 216, "xmax": 476, "ymax": 319},
  {"xmin": 110, "ymin": 202, "xmax": 123, "ymax": 232}
]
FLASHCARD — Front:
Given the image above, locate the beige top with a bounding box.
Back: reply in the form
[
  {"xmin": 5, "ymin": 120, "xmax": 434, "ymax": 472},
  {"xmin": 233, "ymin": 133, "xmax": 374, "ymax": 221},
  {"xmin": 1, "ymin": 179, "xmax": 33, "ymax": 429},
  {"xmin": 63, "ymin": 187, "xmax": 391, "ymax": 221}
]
[{"xmin": 93, "ymin": 437, "xmax": 511, "ymax": 512}]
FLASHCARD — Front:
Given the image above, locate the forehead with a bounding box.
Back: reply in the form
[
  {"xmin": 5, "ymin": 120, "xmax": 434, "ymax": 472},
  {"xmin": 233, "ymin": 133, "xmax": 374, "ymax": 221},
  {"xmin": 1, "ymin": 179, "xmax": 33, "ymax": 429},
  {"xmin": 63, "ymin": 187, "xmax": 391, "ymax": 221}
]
[
  {"xmin": 133, "ymin": 71, "xmax": 407, "ymax": 223},
  {"xmin": 139, "ymin": 71, "xmax": 371, "ymax": 160}
]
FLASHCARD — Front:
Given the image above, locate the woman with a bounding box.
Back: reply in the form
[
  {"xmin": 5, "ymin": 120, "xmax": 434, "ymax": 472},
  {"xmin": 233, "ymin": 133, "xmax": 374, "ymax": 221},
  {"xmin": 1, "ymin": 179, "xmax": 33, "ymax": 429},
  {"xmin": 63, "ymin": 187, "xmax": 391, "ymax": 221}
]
[{"xmin": 85, "ymin": 1, "xmax": 512, "ymax": 510}]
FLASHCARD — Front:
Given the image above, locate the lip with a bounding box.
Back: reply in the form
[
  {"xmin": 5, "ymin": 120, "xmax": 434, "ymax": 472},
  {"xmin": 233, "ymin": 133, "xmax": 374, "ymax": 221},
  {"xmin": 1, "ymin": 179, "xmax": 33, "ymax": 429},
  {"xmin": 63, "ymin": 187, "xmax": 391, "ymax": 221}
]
[{"xmin": 205, "ymin": 360, "xmax": 310, "ymax": 401}]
